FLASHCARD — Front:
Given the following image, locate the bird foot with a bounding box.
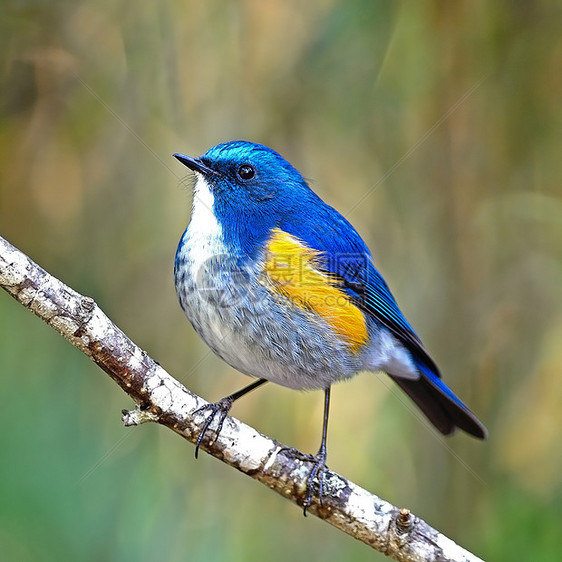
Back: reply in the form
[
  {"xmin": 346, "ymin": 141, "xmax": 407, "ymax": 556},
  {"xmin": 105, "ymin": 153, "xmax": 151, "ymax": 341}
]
[
  {"xmin": 279, "ymin": 446, "xmax": 328, "ymax": 516},
  {"xmin": 193, "ymin": 397, "xmax": 234, "ymax": 458}
]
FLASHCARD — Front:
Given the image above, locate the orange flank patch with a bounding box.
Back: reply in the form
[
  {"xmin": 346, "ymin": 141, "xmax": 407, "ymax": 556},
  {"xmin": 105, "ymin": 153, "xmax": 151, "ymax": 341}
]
[{"xmin": 263, "ymin": 228, "xmax": 368, "ymax": 353}]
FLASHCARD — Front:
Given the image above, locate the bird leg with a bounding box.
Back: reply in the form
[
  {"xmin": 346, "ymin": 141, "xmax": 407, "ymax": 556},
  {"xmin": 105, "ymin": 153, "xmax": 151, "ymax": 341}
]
[
  {"xmin": 193, "ymin": 378, "xmax": 268, "ymax": 458},
  {"xmin": 279, "ymin": 386, "xmax": 331, "ymax": 516}
]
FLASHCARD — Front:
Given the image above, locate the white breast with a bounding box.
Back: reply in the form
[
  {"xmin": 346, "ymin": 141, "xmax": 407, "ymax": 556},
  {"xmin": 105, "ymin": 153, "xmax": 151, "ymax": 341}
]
[
  {"xmin": 184, "ymin": 175, "xmax": 224, "ymax": 275},
  {"xmin": 176, "ymin": 174, "xmax": 249, "ymax": 367},
  {"xmin": 174, "ymin": 176, "xmax": 365, "ymax": 388}
]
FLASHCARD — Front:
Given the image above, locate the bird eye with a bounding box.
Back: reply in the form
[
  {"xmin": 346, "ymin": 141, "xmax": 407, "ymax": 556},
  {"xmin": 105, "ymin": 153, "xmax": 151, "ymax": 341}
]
[{"xmin": 237, "ymin": 164, "xmax": 255, "ymax": 180}]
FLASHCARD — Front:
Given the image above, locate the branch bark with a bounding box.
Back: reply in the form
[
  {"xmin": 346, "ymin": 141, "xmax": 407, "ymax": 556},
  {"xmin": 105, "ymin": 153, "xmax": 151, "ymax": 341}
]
[{"xmin": 0, "ymin": 234, "xmax": 484, "ymax": 562}]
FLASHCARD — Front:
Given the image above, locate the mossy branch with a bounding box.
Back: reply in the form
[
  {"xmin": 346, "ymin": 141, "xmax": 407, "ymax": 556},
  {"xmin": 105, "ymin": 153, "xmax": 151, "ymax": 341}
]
[{"xmin": 0, "ymin": 234, "xmax": 483, "ymax": 562}]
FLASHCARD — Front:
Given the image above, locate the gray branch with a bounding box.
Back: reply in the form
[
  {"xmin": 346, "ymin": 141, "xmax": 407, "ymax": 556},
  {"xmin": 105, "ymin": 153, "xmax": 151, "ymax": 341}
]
[{"xmin": 0, "ymin": 234, "xmax": 483, "ymax": 562}]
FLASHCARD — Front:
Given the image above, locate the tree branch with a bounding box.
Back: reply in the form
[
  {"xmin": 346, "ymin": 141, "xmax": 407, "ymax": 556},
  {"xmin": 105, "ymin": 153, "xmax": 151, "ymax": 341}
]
[{"xmin": 0, "ymin": 234, "xmax": 483, "ymax": 562}]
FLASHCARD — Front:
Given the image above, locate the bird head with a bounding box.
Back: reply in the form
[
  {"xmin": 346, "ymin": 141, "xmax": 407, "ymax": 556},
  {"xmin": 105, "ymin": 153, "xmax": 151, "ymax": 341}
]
[{"xmin": 174, "ymin": 141, "xmax": 320, "ymax": 256}]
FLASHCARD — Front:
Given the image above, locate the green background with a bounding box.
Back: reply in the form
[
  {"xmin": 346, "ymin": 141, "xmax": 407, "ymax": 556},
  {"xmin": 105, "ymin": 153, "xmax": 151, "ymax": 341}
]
[{"xmin": 1, "ymin": 1, "xmax": 561, "ymax": 560}]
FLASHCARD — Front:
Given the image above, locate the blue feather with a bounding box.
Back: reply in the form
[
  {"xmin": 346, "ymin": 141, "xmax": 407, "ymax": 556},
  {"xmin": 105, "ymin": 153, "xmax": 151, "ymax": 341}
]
[{"xmin": 278, "ymin": 182, "xmax": 486, "ymax": 438}]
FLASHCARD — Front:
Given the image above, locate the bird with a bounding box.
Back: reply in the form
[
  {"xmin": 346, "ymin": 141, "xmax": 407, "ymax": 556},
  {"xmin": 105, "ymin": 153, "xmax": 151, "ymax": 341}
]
[{"xmin": 173, "ymin": 140, "xmax": 487, "ymax": 513}]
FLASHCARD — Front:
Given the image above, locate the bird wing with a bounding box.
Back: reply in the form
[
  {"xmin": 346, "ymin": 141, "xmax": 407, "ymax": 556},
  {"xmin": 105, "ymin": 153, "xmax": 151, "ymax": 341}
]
[
  {"xmin": 277, "ymin": 204, "xmax": 487, "ymax": 439},
  {"xmin": 278, "ymin": 204, "xmax": 442, "ymax": 377}
]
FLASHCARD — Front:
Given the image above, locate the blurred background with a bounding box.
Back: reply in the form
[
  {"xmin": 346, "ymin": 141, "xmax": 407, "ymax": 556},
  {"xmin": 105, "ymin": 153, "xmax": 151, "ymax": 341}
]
[{"xmin": 1, "ymin": 1, "xmax": 561, "ymax": 560}]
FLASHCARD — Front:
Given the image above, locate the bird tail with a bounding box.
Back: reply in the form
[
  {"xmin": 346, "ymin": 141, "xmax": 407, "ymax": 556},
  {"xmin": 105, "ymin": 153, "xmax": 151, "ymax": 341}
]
[{"xmin": 392, "ymin": 361, "xmax": 487, "ymax": 439}]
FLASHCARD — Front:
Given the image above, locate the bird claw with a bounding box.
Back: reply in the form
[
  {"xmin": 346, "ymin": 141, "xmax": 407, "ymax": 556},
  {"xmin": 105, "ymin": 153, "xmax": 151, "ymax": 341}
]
[
  {"xmin": 279, "ymin": 446, "xmax": 328, "ymax": 516},
  {"xmin": 278, "ymin": 445, "xmax": 315, "ymax": 463},
  {"xmin": 303, "ymin": 450, "xmax": 328, "ymax": 516},
  {"xmin": 193, "ymin": 398, "xmax": 233, "ymax": 458}
]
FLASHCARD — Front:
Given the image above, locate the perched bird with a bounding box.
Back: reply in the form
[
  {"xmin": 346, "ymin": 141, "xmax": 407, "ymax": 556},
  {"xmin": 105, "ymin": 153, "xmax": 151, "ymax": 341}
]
[{"xmin": 173, "ymin": 141, "xmax": 486, "ymax": 513}]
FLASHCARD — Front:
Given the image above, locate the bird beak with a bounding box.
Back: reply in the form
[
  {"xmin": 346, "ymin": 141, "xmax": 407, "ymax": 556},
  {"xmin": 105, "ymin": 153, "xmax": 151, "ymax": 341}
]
[{"xmin": 173, "ymin": 153, "xmax": 219, "ymax": 176}]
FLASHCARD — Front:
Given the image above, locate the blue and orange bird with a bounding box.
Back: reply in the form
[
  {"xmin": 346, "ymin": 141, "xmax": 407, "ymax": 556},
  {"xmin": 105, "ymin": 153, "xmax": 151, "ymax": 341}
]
[{"xmin": 173, "ymin": 141, "xmax": 487, "ymax": 512}]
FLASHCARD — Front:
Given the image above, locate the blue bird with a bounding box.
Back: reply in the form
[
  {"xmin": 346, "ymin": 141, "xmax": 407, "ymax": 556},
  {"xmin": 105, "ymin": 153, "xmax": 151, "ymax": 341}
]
[{"xmin": 173, "ymin": 141, "xmax": 487, "ymax": 513}]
